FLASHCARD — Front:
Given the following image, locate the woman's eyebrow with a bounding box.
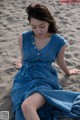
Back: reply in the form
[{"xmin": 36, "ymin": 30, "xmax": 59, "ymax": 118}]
[{"xmin": 39, "ymin": 23, "xmax": 45, "ymax": 26}]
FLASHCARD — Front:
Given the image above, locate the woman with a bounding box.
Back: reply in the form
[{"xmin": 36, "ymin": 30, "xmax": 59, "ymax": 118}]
[{"xmin": 11, "ymin": 3, "xmax": 80, "ymax": 120}]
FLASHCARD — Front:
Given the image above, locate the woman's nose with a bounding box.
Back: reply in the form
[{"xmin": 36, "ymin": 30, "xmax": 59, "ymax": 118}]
[{"xmin": 36, "ymin": 28, "xmax": 41, "ymax": 34}]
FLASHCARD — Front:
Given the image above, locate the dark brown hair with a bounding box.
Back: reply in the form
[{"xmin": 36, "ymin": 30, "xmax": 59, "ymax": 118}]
[{"xmin": 26, "ymin": 3, "xmax": 58, "ymax": 33}]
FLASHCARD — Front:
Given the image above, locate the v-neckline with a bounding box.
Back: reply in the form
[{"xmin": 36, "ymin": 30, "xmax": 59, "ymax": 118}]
[{"xmin": 32, "ymin": 32, "xmax": 54, "ymax": 52}]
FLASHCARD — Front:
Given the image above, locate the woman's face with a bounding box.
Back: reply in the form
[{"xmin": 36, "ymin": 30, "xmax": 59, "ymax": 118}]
[{"xmin": 30, "ymin": 18, "xmax": 49, "ymax": 38}]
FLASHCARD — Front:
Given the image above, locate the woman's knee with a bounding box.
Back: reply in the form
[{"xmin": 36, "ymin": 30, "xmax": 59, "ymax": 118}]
[
  {"xmin": 21, "ymin": 99, "xmax": 35, "ymax": 112},
  {"xmin": 21, "ymin": 92, "xmax": 46, "ymax": 112}
]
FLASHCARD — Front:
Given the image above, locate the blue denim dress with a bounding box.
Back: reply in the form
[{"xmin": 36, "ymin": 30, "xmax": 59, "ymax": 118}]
[{"xmin": 11, "ymin": 31, "xmax": 80, "ymax": 120}]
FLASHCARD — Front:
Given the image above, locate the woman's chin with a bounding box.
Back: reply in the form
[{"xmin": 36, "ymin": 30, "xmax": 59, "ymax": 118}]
[{"xmin": 36, "ymin": 34, "xmax": 45, "ymax": 38}]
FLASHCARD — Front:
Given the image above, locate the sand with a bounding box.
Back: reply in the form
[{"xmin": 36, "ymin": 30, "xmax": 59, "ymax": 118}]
[{"xmin": 0, "ymin": 0, "xmax": 80, "ymax": 120}]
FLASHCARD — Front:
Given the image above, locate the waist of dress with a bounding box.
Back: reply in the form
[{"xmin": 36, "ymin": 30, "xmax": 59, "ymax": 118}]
[{"xmin": 22, "ymin": 62, "xmax": 52, "ymax": 69}]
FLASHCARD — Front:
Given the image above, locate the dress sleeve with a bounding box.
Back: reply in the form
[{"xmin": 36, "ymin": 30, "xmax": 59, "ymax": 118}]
[
  {"xmin": 55, "ymin": 34, "xmax": 68, "ymax": 56},
  {"xmin": 22, "ymin": 30, "xmax": 32, "ymax": 51}
]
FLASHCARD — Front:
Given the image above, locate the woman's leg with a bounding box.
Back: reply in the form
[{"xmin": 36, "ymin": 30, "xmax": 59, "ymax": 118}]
[{"xmin": 21, "ymin": 92, "xmax": 46, "ymax": 120}]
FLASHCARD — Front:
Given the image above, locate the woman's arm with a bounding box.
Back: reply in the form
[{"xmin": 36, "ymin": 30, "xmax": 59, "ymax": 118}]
[
  {"xmin": 56, "ymin": 45, "xmax": 70, "ymax": 75},
  {"xmin": 12, "ymin": 33, "xmax": 22, "ymax": 70},
  {"xmin": 18, "ymin": 33, "xmax": 23, "ymax": 63},
  {"xmin": 56, "ymin": 45, "xmax": 80, "ymax": 75}
]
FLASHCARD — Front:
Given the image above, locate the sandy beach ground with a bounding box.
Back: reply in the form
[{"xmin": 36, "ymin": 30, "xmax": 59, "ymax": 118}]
[{"xmin": 0, "ymin": 0, "xmax": 80, "ymax": 120}]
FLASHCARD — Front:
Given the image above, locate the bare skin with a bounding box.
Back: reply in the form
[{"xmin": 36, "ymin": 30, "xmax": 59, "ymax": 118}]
[
  {"xmin": 21, "ymin": 92, "xmax": 46, "ymax": 120},
  {"xmin": 12, "ymin": 33, "xmax": 22, "ymax": 70},
  {"xmin": 56, "ymin": 45, "xmax": 80, "ymax": 75},
  {"xmin": 12, "ymin": 59, "xmax": 22, "ymax": 70}
]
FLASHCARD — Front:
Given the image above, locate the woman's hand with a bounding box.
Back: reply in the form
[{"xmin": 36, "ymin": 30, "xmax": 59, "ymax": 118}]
[
  {"xmin": 12, "ymin": 60, "xmax": 22, "ymax": 70},
  {"xmin": 69, "ymin": 69, "xmax": 80, "ymax": 75}
]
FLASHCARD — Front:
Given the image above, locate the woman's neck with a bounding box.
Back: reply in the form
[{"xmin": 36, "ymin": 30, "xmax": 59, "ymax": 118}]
[{"xmin": 35, "ymin": 32, "xmax": 52, "ymax": 40}]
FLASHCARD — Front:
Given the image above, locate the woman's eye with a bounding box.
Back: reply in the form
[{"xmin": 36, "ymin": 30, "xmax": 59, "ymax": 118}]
[
  {"xmin": 40, "ymin": 26, "xmax": 45, "ymax": 28},
  {"xmin": 32, "ymin": 27, "xmax": 36, "ymax": 29},
  {"xmin": 32, "ymin": 26, "xmax": 45, "ymax": 29}
]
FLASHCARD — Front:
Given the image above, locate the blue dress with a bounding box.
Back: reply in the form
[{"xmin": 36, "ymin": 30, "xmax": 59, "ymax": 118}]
[{"xmin": 11, "ymin": 31, "xmax": 80, "ymax": 120}]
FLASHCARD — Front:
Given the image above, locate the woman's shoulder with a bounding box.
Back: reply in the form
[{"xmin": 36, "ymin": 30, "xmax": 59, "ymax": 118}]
[
  {"xmin": 22, "ymin": 30, "xmax": 33, "ymax": 37},
  {"xmin": 52, "ymin": 33, "xmax": 67, "ymax": 44},
  {"xmin": 53, "ymin": 33, "xmax": 65, "ymax": 40}
]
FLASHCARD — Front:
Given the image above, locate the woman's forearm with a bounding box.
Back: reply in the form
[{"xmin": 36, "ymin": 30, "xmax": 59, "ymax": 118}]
[
  {"xmin": 56, "ymin": 45, "xmax": 79, "ymax": 76},
  {"xmin": 57, "ymin": 59, "xmax": 70, "ymax": 75}
]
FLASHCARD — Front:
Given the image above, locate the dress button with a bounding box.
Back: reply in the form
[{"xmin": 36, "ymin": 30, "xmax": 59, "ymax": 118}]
[
  {"xmin": 38, "ymin": 53, "xmax": 40, "ymax": 55},
  {"xmin": 34, "ymin": 46, "xmax": 37, "ymax": 49},
  {"xmin": 32, "ymin": 42, "xmax": 34, "ymax": 44}
]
